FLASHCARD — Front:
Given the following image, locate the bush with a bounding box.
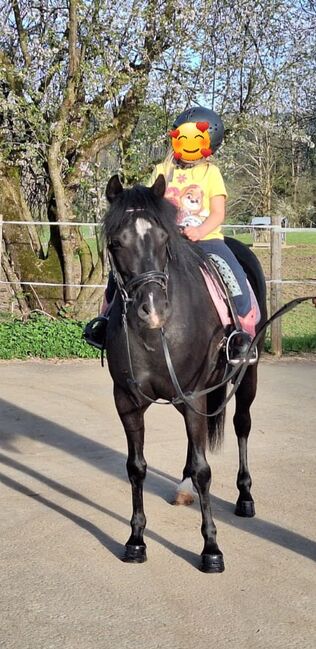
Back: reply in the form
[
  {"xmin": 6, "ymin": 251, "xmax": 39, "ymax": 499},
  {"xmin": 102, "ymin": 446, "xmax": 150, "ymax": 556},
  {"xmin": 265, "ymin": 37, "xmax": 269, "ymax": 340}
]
[
  {"xmin": 0, "ymin": 314, "xmax": 99, "ymax": 359},
  {"xmin": 265, "ymin": 334, "xmax": 316, "ymax": 354},
  {"xmin": 0, "ymin": 313, "xmax": 314, "ymax": 360}
]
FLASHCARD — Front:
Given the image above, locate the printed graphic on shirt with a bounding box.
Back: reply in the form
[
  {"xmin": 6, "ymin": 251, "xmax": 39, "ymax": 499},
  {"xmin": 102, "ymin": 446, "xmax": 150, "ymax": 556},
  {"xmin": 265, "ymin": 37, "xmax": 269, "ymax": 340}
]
[
  {"xmin": 178, "ymin": 184, "xmax": 208, "ymax": 226},
  {"xmin": 165, "ymin": 182, "xmax": 208, "ymax": 226},
  {"xmin": 164, "ymin": 186, "xmax": 180, "ymax": 209}
]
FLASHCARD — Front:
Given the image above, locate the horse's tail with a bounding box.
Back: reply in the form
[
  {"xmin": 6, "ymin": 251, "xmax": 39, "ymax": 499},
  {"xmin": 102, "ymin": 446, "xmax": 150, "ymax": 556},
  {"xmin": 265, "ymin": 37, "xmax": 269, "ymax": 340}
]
[{"xmin": 206, "ymin": 385, "xmax": 227, "ymax": 451}]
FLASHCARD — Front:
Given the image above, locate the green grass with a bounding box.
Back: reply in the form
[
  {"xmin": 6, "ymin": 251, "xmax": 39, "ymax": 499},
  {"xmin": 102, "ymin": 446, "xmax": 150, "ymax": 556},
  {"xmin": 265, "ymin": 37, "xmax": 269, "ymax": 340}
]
[
  {"xmin": 225, "ymin": 230, "xmax": 316, "ymax": 247},
  {"xmin": 286, "ymin": 232, "xmax": 316, "ymax": 245},
  {"xmin": 265, "ymin": 303, "xmax": 316, "ymax": 353}
]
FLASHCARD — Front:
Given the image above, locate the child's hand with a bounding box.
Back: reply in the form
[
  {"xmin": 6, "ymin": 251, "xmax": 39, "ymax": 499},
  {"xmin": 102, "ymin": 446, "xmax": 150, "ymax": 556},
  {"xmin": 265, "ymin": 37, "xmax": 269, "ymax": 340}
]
[{"xmin": 183, "ymin": 226, "xmax": 201, "ymax": 242}]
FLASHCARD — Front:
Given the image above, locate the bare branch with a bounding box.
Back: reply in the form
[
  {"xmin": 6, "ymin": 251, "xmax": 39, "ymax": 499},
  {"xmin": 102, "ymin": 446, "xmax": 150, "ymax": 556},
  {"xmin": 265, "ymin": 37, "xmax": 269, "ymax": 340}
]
[{"xmin": 11, "ymin": 0, "xmax": 31, "ymax": 67}]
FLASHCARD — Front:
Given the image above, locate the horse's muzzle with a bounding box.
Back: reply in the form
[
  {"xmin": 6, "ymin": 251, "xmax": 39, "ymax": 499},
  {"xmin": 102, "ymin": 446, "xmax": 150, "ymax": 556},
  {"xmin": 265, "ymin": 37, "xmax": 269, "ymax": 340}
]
[{"xmin": 137, "ymin": 294, "xmax": 170, "ymax": 329}]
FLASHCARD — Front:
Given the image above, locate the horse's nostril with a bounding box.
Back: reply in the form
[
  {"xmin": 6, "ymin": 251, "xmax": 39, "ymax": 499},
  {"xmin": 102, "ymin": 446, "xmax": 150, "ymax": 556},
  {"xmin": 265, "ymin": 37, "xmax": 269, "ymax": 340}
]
[{"xmin": 141, "ymin": 303, "xmax": 150, "ymax": 315}]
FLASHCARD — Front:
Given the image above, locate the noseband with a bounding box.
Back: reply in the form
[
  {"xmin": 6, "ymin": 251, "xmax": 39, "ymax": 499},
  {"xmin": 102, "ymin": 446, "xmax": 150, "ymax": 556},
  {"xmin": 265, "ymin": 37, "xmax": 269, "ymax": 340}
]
[
  {"xmin": 108, "ymin": 249, "xmax": 169, "ymax": 307},
  {"xmin": 124, "ymin": 270, "xmax": 169, "ymax": 296}
]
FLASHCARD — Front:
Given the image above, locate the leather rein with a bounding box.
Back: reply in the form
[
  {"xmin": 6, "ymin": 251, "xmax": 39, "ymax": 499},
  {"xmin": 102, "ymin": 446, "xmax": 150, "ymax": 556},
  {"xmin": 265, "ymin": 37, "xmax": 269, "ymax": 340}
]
[{"xmin": 108, "ymin": 246, "xmax": 315, "ymax": 417}]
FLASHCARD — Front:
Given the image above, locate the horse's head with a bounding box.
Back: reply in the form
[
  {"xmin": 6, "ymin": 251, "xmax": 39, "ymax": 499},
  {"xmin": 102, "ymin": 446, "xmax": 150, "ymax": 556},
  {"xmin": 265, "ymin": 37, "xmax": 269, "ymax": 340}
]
[{"xmin": 105, "ymin": 174, "xmax": 173, "ymax": 329}]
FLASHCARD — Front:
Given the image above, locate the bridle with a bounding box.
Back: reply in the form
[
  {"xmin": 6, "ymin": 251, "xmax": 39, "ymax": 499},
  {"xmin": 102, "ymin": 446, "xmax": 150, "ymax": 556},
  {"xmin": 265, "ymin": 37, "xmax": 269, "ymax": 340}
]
[
  {"xmin": 124, "ymin": 269, "xmax": 169, "ymax": 296},
  {"xmin": 107, "ymin": 247, "xmax": 169, "ymax": 306},
  {"xmin": 107, "ymin": 233, "xmax": 246, "ymax": 415},
  {"xmin": 107, "ymin": 206, "xmax": 170, "ymax": 304}
]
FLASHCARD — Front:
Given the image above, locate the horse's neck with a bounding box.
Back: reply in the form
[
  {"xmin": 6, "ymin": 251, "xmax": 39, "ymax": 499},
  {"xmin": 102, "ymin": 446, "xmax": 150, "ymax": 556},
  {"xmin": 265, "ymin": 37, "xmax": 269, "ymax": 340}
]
[{"xmin": 169, "ymin": 262, "xmax": 221, "ymax": 328}]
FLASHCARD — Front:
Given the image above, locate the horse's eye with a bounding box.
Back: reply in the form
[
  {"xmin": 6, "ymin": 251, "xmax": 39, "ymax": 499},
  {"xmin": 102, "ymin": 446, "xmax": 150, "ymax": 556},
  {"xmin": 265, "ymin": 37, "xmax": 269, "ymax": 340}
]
[
  {"xmin": 158, "ymin": 229, "xmax": 168, "ymax": 244},
  {"xmin": 111, "ymin": 239, "xmax": 121, "ymax": 249}
]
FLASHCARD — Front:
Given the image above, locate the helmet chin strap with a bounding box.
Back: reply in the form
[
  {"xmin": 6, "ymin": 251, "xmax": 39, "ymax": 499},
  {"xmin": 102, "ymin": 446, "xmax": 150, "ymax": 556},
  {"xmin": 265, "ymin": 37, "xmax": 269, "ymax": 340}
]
[{"xmin": 173, "ymin": 156, "xmax": 212, "ymax": 169}]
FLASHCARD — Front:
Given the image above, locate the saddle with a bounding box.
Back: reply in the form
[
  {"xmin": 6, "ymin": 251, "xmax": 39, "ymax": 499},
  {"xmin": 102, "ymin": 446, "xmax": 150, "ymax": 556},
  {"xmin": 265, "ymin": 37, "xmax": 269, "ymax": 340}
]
[
  {"xmin": 199, "ymin": 260, "xmax": 261, "ymax": 366},
  {"xmin": 200, "ymin": 266, "xmax": 260, "ymax": 338}
]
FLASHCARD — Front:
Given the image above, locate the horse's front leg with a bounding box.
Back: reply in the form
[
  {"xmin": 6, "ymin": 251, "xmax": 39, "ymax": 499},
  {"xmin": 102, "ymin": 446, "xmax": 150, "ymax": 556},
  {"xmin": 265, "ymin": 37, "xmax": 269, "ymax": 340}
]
[
  {"xmin": 233, "ymin": 366, "xmax": 258, "ymax": 517},
  {"xmin": 184, "ymin": 405, "xmax": 224, "ymax": 573},
  {"xmin": 114, "ymin": 385, "xmax": 148, "ymax": 563}
]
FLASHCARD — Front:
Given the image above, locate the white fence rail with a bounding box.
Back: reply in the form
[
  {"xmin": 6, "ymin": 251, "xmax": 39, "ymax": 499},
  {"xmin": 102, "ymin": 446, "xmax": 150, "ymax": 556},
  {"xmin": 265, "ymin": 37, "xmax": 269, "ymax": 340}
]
[{"xmin": 1, "ymin": 220, "xmax": 315, "ymax": 290}]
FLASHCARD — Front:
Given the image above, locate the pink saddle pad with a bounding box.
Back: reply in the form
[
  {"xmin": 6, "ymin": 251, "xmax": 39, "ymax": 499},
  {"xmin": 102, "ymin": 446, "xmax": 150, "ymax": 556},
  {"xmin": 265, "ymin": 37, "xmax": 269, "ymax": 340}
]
[{"xmin": 200, "ymin": 269, "xmax": 261, "ymax": 336}]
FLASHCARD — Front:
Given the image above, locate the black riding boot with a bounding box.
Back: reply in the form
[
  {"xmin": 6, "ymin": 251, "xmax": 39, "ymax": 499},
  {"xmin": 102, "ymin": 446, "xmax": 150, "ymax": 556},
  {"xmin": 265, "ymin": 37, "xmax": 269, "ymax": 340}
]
[
  {"xmin": 83, "ymin": 316, "xmax": 108, "ymax": 350},
  {"xmin": 226, "ymin": 331, "xmax": 258, "ymax": 365}
]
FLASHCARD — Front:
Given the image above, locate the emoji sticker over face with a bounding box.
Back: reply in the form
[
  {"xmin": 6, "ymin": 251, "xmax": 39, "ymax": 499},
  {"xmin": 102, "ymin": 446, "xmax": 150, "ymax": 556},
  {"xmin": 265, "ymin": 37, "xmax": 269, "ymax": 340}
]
[{"xmin": 169, "ymin": 121, "xmax": 212, "ymax": 161}]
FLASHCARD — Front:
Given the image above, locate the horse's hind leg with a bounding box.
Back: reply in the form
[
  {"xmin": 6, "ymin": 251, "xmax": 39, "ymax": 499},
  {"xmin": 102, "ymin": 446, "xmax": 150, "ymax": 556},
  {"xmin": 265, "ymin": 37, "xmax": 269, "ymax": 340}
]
[
  {"xmin": 114, "ymin": 385, "xmax": 148, "ymax": 563},
  {"xmin": 233, "ymin": 365, "xmax": 258, "ymax": 517},
  {"xmin": 173, "ymin": 438, "xmax": 196, "ymax": 506},
  {"xmin": 184, "ymin": 405, "xmax": 224, "ymax": 573}
]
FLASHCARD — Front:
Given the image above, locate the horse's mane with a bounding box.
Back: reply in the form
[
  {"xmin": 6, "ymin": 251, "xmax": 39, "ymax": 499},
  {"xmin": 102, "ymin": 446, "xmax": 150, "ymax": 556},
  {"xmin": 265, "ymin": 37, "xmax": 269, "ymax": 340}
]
[{"xmin": 103, "ymin": 184, "xmax": 208, "ymax": 279}]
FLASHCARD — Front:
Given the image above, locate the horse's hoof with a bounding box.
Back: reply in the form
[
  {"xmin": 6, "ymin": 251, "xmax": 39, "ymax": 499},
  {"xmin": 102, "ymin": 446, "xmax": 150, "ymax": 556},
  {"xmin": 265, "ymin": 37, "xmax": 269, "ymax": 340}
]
[
  {"xmin": 122, "ymin": 544, "xmax": 147, "ymax": 563},
  {"xmin": 235, "ymin": 500, "xmax": 255, "ymax": 517},
  {"xmin": 199, "ymin": 553, "xmax": 225, "ymax": 573},
  {"xmin": 171, "ymin": 492, "xmax": 194, "ymax": 506}
]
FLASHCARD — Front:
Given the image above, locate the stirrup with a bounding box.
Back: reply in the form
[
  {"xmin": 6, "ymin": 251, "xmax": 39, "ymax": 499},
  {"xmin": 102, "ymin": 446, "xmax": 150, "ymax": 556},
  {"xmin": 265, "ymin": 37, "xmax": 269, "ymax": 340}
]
[
  {"xmin": 83, "ymin": 315, "xmax": 108, "ymax": 350},
  {"xmin": 226, "ymin": 330, "xmax": 258, "ymax": 366}
]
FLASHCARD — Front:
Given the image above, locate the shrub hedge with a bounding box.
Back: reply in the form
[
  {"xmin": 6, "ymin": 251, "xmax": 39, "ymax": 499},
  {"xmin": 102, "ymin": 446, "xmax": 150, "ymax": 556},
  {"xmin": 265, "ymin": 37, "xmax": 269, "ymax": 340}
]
[
  {"xmin": 0, "ymin": 314, "xmax": 98, "ymax": 359},
  {"xmin": 0, "ymin": 313, "xmax": 314, "ymax": 359}
]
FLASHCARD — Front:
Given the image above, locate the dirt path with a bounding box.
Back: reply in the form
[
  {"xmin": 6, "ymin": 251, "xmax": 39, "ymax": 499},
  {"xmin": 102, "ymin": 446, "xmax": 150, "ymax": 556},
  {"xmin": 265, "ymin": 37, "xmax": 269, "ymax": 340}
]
[{"xmin": 0, "ymin": 358, "xmax": 315, "ymax": 649}]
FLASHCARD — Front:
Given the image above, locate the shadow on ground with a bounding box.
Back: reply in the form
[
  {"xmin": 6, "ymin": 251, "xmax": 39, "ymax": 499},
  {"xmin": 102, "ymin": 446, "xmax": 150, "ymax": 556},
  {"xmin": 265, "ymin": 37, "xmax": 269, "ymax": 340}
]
[{"xmin": 0, "ymin": 398, "xmax": 315, "ymax": 567}]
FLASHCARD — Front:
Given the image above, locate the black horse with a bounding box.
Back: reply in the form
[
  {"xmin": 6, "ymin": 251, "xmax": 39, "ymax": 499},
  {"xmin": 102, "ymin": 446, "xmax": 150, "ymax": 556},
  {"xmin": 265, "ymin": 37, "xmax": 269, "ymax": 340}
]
[{"xmin": 103, "ymin": 173, "xmax": 267, "ymax": 573}]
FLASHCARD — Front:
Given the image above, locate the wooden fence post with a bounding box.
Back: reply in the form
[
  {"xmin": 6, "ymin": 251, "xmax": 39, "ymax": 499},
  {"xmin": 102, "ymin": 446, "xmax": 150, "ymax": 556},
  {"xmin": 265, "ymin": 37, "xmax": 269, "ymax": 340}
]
[
  {"xmin": 0, "ymin": 213, "xmax": 3, "ymax": 275},
  {"xmin": 270, "ymin": 216, "xmax": 282, "ymax": 356}
]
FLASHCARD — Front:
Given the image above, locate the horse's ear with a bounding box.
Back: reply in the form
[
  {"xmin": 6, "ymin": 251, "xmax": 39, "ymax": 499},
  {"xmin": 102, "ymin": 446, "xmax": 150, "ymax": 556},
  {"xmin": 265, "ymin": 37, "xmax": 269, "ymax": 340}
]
[
  {"xmin": 106, "ymin": 175, "xmax": 123, "ymax": 203},
  {"xmin": 151, "ymin": 174, "xmax": 166, "ymax": 198}
]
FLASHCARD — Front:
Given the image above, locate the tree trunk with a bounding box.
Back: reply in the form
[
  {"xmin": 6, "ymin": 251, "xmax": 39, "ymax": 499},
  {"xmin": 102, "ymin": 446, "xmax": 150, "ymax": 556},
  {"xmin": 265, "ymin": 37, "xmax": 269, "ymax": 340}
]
[
  {"xmin": 0, "ymin": 164, "xmax": 64, "ymax": 315},
  {"xmin": 47, "ymin": 146, "xmax": 77, "ymax": 305}
]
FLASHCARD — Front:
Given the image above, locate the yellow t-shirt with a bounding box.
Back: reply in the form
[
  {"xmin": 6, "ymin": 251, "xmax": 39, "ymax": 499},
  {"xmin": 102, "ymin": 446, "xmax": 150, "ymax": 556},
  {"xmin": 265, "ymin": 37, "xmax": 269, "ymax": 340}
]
[{"xmin": 150, "ymin": 160, "xmax": 227, "ymax": 240}]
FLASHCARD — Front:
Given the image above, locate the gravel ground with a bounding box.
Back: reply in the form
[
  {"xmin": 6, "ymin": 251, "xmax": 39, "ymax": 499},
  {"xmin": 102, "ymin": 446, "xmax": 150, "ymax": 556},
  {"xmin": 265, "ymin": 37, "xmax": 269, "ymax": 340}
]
[{"xmin": 0, "ymin": 357, "xmax": 315, "ymax": 649}]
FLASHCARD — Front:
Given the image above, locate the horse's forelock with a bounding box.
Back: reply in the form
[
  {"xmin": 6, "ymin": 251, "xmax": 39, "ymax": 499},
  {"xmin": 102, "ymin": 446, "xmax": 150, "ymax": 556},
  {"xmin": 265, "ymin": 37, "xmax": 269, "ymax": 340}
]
[{"xmin": 103, "ymin": 184, "xmax": 179, "ymax": 239}]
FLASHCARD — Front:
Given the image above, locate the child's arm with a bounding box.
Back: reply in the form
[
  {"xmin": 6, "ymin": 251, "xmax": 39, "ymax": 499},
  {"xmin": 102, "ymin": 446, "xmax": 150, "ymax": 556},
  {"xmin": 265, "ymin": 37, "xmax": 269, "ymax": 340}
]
[{"xmin": 184, "ymin": 195, "xmax": 226, "ymax": 242}]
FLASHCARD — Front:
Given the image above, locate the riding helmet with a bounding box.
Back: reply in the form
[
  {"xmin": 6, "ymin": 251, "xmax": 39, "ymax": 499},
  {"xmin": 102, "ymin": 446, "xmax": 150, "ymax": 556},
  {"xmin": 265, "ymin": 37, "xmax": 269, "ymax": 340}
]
[{"xmin": 173, "ymin": 106, "xmax": 224, "ymax": 155}]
